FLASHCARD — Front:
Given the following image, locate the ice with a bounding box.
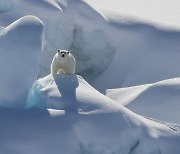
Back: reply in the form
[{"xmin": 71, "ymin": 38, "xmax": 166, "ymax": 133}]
[
  {"xmin": 0, "ymin": 0, "xmax": 13, "ymax": 13},
  {"xmin": 0, "ymin": 15, "xmax": 44, "ymax": 108}
]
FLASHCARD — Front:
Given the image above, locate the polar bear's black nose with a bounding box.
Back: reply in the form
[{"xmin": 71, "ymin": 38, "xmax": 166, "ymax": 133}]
[{"xmin": 62, "ymin": 54, "xmax": 65, "ymax": 57}]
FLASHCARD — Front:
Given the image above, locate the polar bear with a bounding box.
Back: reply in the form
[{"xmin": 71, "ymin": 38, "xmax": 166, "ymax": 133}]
[{"xmin": 51, "ymin": 49, "xmax": 76, "ymax": 75}]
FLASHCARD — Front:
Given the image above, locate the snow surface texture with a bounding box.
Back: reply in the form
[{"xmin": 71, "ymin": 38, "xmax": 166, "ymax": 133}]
[
  {"xmin": 0, "ymin": 0, "xmax": 14, "ymax": 13},
  {"xmin": 0, "ymin": 15, "xmax": 43, "ymax": 108},
  {"xmin": 1, "ymin": 0, "xmax": 180, "ymax": 86},
  {"xmin": 93, "ymin": 28, "xmax": 180, "ymax": 92},
  {"xmin": 0, "ymin": 0, "xmax": 180, "ymax": 153},
  {"xmin": 106, "ymin": 77, "xmax": 180, "ymax": 125},
  {"xmin": 0, "ymin": 26, "xmax": 4, "ymax": 34},
  {"xmin": 25, "ymin": 74, "xmax": 180, "ymax": 154},
  {"xmin": 0, "ymin": 0, "xmax": 180, "ymax": 85},
  {"xmin": 84, "ymin": 0, "xmax": 180, "ymax": 29}
]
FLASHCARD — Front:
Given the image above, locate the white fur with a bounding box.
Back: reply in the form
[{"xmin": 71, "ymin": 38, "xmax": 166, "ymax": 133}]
[{"xmin": 51, "ymin": 50, "xmax": 76, "ymax": 75}]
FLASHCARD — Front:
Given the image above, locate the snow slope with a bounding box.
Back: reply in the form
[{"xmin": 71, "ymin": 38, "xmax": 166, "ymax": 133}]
[
  {"xmin": 1, "ymin": 0, "xmax": 180, "ymax": 86},
  {"xmin": 2, "ymin": 106, "xmax": 180, "ymax": 154},
  {"xmin": 0, "ymin": 0, "xmax": 180, "ymax": 153},
  {"xmin": 23, "ymin": 74, "xmax": 180, "ymax": 154},
  {"xmin": 0, "ymin": 0, "xmax": 74, "ymax": 77},
  {"xmin": 0, "ymin": 15, "xmax": 44, "ymax": 108},
  {"xmin": 0, "ymin": 26, "xmax": 4, "ymax": 35},
  {"xmin": 84, "ymin": 0, "xmax": 180, "ymax": 29},
  {"xmin": 93, "ymin": 25, "xmax": 180, "ymax": 92},
  {"xmin": 106, "ymin": 77, "xmax": 180, "ymax": 124},
  {"xmin": 0, "ymin": 0, "xmax": 14, "ymax": 13}
]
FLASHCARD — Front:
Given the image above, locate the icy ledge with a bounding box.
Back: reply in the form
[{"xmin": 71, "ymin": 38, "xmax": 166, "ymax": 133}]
[{"xmin": 24, "ymin": 74, "xmax": 180, "ymax": 154}]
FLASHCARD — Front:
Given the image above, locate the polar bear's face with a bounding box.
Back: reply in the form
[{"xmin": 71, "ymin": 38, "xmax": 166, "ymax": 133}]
[{"xmin": 57, "ymin": 49, "xmax": 70, "ymax": 58}]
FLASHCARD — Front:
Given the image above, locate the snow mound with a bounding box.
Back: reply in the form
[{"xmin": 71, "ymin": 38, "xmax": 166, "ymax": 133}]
[
  {"xmin": 26, "ymin": 74, "xmax": 120, "ymax": 112},
  {"xmin": 0, "ymin": 0, "xmax": 74, "ymax": 77},
  {"xmin": 22, "ymin": 74, "xmax": 180, "ymax": 153},
  {"xmin": 0, "ymin": 15, "xmax": 44, "ymax": 108},
  {"xmin": 1, "ymin": 107, "xmax": 180, "ymax": 154},
  {"xmin": 0, "ymin": 1, "xmax": 180, "ymax": 153},
  {"xmin": 0, "ymin": 0, "xmax": 13, "ymax": 13},
  {"xmin": 106, "ymin": 78, "xmax": 180, "ymax": 124}
]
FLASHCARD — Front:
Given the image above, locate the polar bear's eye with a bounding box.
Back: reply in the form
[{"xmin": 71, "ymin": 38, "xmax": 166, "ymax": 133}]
[{"xmin": 60, "ymin": 51, "xmax": 66, "ymax": 54}]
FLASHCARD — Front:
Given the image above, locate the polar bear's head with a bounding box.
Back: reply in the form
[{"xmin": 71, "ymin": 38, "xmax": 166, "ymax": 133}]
[{"xmin": 57, "ymin": 49, "xmax": 70, "ymax": 58}]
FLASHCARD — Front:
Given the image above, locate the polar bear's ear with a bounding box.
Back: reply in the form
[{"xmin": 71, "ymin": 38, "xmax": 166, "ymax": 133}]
[
  {"xmin": 57, "ymin": 49, "xmax": 60, "ymax": 53},
  {"xmin": 67, "ymin": 51, "xmax": 70, "ymax": 54}
]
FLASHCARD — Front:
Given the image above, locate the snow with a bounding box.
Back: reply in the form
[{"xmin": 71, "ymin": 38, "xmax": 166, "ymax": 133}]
[
  {"xmin": 93, "ymin": 24, "xmax": 180, "ymax": 92},
  {"xmin": 83, "ymin": 0, "xmax": 180, "ymax": 30},
  {"xmin": 0, "ymin": 0, "xmax": 180, "ymax": 153},
  {"xmin": 0, "ymin": 0, "xmax": 74, "ymax": 77},
  {"xmin": 0, "ymin": 15, "xmax": 44, "ymax": 108},
  {"xmin": 26, "ymin": 74, "xmax": 120, "ymax": 112},
  {"xmin": 0, "ymin": 26, "xmax": 4, "ymax": 34},
  {"xmin": 106, "ymin": 77, "xmax": 180, "ymax": 124},
  {"xmin": 2, "ymin": 105, "xmax": 180, "ymax": 154},
  {"xmin": 0, "ymin": 0, "xmax": 14, "ymax": 13},
  {"xmin": 17, "ymin": 74, "xmax": 180, "ymax": 153},
  {"xmin": 1, "ymin": 0, "xmax": 180, "ymax": 84}
]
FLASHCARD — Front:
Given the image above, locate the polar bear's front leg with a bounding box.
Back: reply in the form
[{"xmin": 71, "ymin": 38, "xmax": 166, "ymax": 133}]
[{"xmin": 51, "ymin": 60, "xmax": 58, "ymax": 75}]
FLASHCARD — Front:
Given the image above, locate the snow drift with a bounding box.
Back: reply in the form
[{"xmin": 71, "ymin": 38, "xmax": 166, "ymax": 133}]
[
  {"xmin": 1, "ymin": 0, "xmax": 180, "ymax": 88},
  {"xmin": 93, "ymin": 25, "xmax": 180, "ymax": 92},
  {"xmin": 0, "ymin": 15, "xmax": 44, "ymax": 108},
  {"xmin": 24, "ymin": 74, "xmax": 180, "ymax": 154},
  {"xmin": 0, "ymin": 0, "xmax": 180, "ymax": 153},
  {"xmin": 106, "ymin": 77, "xmax": 180, "ymax": 124}
]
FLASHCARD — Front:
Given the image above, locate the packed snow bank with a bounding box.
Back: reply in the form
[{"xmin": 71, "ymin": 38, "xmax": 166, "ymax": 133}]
[
  {"xmin": 106, "ymin": 77, "xmax": 180, "ymax": 124},
  {"xmin": 0, "ymin": 0, "xmax": 14, "ymax": 13},
  {"xmin": 0, "ymin": 15, "xmax": 44, "ymax": 108},
  {"xmin": 0, "ymin": 74, "xmax": 172, "ymax": 153}
]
